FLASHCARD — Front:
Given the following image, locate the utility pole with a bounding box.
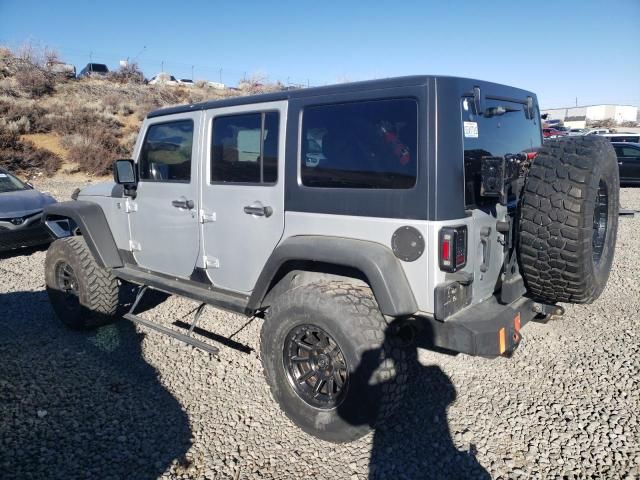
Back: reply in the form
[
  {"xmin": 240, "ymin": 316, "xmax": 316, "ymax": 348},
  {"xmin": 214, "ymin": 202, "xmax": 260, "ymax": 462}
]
[
  {"xmin": 161, "ymin": 60, "xmax": 164, "ymax": 72},
  {"xmin": 219, "ymin": 68, "xmax": 222, "ymax": 83},
  {"xmin": 191, "ymin": 65, "xmax": 194, "ymax": 80},
  {"xmin": 575, "ymin": 97, "xmax": 578, "ymax": 107}
]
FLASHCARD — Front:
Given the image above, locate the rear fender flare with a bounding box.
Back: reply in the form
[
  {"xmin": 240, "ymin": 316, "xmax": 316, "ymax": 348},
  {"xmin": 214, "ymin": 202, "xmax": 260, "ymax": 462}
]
[{"xmin": 248, "ymin": 236, "xmax": 418, "ymax": 317}]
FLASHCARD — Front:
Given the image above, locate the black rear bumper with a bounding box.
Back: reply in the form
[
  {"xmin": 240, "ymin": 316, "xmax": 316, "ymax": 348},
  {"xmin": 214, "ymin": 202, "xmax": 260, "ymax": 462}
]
[
  {"xmin": 416, "ymin": 296, "xmax": 543, "ymax": 358},
  {"xmin": 0, "ymin": 224, "xmax": 52, "ymax": 252}
]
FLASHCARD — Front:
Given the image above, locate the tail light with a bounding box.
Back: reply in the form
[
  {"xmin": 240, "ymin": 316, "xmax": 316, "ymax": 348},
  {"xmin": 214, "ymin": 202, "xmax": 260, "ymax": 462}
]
[{"xmin": 439, "ymin": 226, "xmax": 467, "ymax": 272}]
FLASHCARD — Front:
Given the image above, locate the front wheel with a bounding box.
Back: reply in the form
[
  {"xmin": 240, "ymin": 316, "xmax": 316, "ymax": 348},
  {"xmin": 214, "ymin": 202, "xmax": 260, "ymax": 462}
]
[
  {"xmin": 45, "ymin": 236, "xmax": 120, "ymax": 329},
  {"xmin": 260, "ymin": 280, "xmax": 408, "ymax": 443}
]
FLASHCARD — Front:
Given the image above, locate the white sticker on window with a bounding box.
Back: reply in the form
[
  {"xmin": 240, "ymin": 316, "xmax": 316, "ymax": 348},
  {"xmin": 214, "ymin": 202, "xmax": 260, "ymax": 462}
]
[
  {"xmin": 464, "ymin": 121, "xmax": 478, "ymax": 138},
  {"xmin": 0, "ymin": 174, "xmax": 7, "ymax": 178}
]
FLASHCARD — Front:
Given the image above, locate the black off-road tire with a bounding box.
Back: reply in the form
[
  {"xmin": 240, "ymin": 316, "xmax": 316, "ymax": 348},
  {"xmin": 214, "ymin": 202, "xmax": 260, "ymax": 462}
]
[
  {"xmin": 260, "ymin": 280, "xmax": 408, "ymax": 443},
  {"xmin": 519, "ymin": 136, "xmax": 619, "ymax": 303},
  {"xmin": 45, "ymin": 236, "xmax": 120, "ymax": 329}
]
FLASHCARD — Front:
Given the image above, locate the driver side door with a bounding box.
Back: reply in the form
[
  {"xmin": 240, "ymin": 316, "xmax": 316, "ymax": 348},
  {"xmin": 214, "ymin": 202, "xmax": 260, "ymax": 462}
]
[{"xmin": 129, "ymin": 113, "xmax": 202, "ymax": 278}]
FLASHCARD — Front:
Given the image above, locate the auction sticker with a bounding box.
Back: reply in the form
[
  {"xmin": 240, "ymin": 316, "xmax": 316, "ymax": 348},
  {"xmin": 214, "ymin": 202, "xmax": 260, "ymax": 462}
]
[{"xmin": 464, "ymin": 121, "xmax": 479, "ymax": 138}]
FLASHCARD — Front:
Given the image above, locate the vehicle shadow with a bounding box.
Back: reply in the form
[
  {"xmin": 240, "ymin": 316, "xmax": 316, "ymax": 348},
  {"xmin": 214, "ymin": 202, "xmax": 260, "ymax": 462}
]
[
  {"xmin": 0, "ymin": 244, "xmax": 49, "ymax": 260},
  {"xmin": 339, "ymin": 322, "xmax": 490, "ymax": 480},
  {"xmin": 0, "ymin": 289, "xmax": 192, "ymax": 480}
]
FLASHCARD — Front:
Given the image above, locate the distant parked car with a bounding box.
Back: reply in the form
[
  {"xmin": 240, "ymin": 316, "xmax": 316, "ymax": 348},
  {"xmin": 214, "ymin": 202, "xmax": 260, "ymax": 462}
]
[
  {"xmin": 46, "ymin": 61, "xmax": 76, "ymax": 79},
  {"xmin": 78, "ymin": 63, "xmax": 109, "ymax": 78},
  {"xmin": 178, "ymin": 79, "xmax": 194, "ymax": 87},
  {"xmin": 613, "ymin": 142, "xmax": 640, "ymax": 186},
  {"xmin": 602, "ymin": 133, "xmax": 640, "ymax": 143},
  {"xmin": 148, "ymin": 73, "xmax": 179, "ymax": 86},
  {"xmin": 543, "ymin": 119, "xmax": 562, "ymax": 129},
  {"xmin": 568, "ymin": 128, "xmax": 587, "ymax": 136},
  {"xmin": 543, "ymin": 128, "xmax": 567, "ymax": 138},
  {"xmin": 0, "ymin": 168, "xmax": 56, "ymax": 252},
  {"xmin": 584, "ymin": 128, "xmax": 611, "ymax": 135}
]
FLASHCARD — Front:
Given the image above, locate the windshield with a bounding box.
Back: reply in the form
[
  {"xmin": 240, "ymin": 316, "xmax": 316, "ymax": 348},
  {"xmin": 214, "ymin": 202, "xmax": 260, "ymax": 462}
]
[
  {"xmin": 0, "ymin": 171, "xmax": 28, "ymax": 193},
  {"xmin": 462, "ymin": 97, "xmax": 542, "ymax": 208},
  {"xmin": 90, "ymin": 64, "xmax": 108, "ymax": 73}
]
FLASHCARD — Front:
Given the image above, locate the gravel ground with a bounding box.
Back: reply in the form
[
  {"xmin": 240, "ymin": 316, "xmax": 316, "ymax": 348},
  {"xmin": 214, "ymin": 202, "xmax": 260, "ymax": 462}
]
[{"xmin": 1, "ymin": 176, "xmax": 639, "ymax": 480}]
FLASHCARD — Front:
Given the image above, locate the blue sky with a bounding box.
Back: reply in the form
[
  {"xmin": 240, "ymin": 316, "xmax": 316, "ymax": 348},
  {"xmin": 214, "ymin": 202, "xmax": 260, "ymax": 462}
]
[{"xmin": 1, "ymin": 0, "xmax": 638, "ymax": 108}]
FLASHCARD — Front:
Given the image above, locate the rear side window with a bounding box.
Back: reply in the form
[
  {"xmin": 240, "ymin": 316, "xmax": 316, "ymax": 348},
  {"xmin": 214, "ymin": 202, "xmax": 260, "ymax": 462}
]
[
  {"xmin": 139, "ymin": 120, "xmax": 194, "ymax": 182},
  {"xmin": 211, "ymin": 112, "xmax": 279, "ymax": 184},
  {"xmin": 300, "ymin": 99, "xmax": 418, "ymax": 189},
  {"xmin": 621, "ymin": 146, "xmax": 640, "ymax": 157}
]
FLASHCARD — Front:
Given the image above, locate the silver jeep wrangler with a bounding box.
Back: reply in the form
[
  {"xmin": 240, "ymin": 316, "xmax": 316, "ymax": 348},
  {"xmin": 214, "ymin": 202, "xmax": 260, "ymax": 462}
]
[{"xmin": 42, "ymin": 76, "xmax": 619, "ymax": 442}]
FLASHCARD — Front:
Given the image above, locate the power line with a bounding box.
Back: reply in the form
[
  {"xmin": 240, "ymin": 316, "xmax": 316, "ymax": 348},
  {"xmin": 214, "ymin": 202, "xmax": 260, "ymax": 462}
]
[{"xmin": 0, "ymin": 39, "xmax": 319, "ymax": 87}]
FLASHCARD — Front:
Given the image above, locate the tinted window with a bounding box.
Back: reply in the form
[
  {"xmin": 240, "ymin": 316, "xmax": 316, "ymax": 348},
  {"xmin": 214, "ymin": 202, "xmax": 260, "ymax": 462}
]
[
  {"xmin": 611, "ymin": 136, "xmax": 640, "ymax": 143},
  {"xmin": 139, "ymin": 120, "xmax": 194, "ymax": 182},
  {"xmin": 462, "ymin": 97, "xmax": 541, "ymax": 208},
  {"xmin": 90, "ymin": 64, "xmax": 108, "ymax": 73},
  {"xmin": 622, "ymin": 146, "xmax": 640, "ymax": 157},
  {"xmin": 0, "ymin": 171, "xmax": 27, "ymax": 193},
  {"xmin": 211, "ymin": 112, "xmax": 279, "ymax": 184},
  {"xmin": 300, "ymin": 99, "xmax": 418, "ymax": 189}
]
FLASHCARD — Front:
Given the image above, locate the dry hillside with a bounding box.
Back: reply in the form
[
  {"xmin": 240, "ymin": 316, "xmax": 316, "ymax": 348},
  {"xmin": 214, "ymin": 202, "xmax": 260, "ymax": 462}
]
[{"xmin": 0, "ymin": 47, "xmax": 280, "ymax": 178}]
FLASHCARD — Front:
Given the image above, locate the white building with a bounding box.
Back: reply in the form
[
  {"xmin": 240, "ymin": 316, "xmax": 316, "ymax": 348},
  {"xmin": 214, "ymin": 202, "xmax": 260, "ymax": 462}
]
[{"xmin": 541, "ymin": 104, "xmax": 638, "ymax": 128}]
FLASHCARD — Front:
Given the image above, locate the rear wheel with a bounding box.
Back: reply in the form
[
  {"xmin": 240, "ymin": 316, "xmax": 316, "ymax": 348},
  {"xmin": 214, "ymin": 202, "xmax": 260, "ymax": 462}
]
[
  {"xmin": 260, "ymin": 280, "xmax": 408, "ymax": 443},
  {"xmin": 45, "ymin": 236, "xmax": 120, "ymax": 329},
  {"xmin": 519, "ymin": 136, "xmax": 619, "ymax": 303}
]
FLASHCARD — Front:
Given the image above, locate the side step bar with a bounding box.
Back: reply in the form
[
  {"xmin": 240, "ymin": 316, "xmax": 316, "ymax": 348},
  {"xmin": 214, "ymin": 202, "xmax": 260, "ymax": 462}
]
[
  {"xmin": 123, "ymin": 286, "xmax": 220, "ymax": 355},
  {"xmin": 124, "ymin": 313, "xmax": 220, "ymax": 355}
]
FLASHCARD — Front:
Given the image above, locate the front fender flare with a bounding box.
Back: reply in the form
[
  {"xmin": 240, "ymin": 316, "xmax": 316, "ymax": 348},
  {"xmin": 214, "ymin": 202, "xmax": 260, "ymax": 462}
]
[
  {"xmin": 43, "ymin": 201, "xmax": 123, "ymax": 269},
  {"xmin": 248, "ymin": 236, "xmax": 418, "ymax": 317}
]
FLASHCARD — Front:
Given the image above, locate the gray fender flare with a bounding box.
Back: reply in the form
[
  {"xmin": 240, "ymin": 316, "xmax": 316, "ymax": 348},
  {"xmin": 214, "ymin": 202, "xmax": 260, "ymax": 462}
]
[
  {"xmin": 42, "ymin": 201, "xmax": 123, "ymax": 269},
  {"xmin": 248, "ymin": 236, "xmax": 418, "ymax": 317}
]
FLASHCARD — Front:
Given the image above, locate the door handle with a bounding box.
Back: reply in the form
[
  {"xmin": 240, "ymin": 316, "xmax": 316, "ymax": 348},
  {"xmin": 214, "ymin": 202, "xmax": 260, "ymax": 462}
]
[
  {"xmin": 244, "ymin": 203, "xmax": 273, "ymax": 217},
  {"xmin": 172, "ymin": 199, "xmax": 195, "ymax": 209}
]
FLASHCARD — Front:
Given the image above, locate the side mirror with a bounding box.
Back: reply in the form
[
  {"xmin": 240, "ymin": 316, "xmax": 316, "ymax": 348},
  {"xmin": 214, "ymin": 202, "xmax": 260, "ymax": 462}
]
[{"xmin": 113, "ymin": 159, "xmax": 137, "ymax": 198}]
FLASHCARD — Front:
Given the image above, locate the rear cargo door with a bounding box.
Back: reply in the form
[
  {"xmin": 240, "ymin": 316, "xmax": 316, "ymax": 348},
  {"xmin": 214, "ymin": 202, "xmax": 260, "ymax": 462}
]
[{"xmin": 461, "ymin": 95, "xmax": 542, "ymax": 301}]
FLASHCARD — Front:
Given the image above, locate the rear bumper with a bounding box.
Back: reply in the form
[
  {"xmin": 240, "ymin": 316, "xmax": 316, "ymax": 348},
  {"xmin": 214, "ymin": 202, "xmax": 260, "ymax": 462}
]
[
  {"xmin": 0, "ymin": 224, "xmax": 52, "ymax": 251},
  {"xmin": 416, "ymin": 295, "xmax": 542, "ymax": 358}
]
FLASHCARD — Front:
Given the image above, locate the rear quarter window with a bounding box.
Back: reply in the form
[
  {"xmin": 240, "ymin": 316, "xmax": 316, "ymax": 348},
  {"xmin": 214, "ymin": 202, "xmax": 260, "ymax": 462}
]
[{"xmin": 300, "ymin": 98, "xmax": 418, "ymax": 189}]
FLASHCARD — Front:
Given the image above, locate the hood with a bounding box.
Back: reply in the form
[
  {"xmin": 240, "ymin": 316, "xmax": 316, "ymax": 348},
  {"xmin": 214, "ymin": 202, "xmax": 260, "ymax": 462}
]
[
  {"xmin": 0, "ymin": 188, "xmax": 57, "ymax": 218},
  {"xmin": 78, "ymin": 181, "xmax": 117, "ymax": 197}
]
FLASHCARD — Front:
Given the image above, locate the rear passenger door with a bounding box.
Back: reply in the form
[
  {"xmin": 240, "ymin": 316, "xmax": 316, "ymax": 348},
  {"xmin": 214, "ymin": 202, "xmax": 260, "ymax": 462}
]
[
  {"xmin": 201, "ymin": 101, "xmax": 287, "ymax": 293},
  {"xmin": 615, "ymin": 145, "xmax": 640, "ymax": 183}
]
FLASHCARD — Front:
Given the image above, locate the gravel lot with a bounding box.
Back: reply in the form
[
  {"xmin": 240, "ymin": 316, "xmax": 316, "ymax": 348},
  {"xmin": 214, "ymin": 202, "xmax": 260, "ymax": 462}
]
[{"xmin": 1, "ymin": 176, "xmax": 639, "ymax": 480}]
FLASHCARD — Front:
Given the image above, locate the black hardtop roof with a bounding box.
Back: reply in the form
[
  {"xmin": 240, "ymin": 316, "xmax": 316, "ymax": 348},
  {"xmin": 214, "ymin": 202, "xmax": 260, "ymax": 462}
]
[{"xmin": 147, "ymin": 75, "xmax": 537, "ymax": 119}]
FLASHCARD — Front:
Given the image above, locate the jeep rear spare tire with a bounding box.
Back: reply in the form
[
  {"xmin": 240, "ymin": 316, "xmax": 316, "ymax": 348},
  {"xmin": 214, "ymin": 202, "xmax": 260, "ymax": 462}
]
[
  {"xmin": 260, "ymin": 280, "xmax": 408, "ymax": 443},
  {"xmin": 519, "ymin": 136, "xmax": 619, "ymax": 304}
]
